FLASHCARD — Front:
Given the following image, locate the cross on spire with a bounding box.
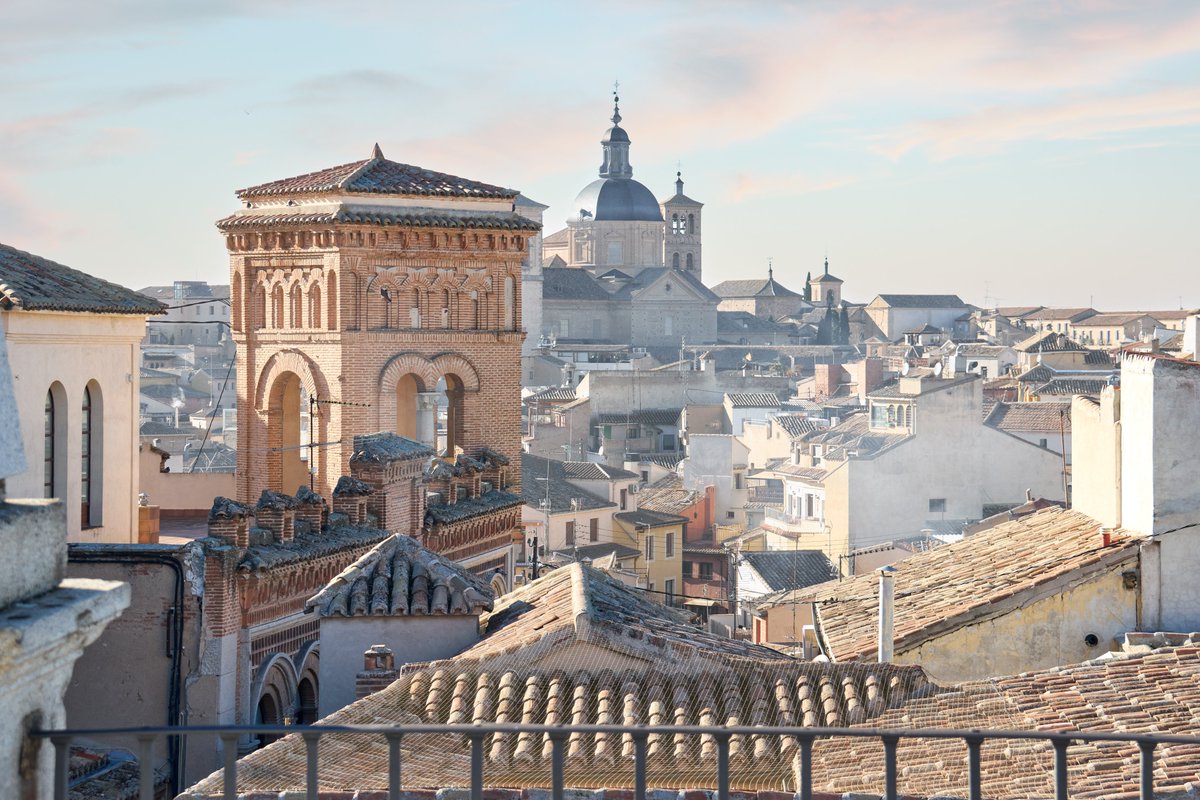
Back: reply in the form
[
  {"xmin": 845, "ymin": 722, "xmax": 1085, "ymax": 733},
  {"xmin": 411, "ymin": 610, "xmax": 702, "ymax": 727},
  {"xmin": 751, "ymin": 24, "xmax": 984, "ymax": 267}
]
[{"xmin": 611, "ymin": 81, "xmax": 621, "ymax": 125}]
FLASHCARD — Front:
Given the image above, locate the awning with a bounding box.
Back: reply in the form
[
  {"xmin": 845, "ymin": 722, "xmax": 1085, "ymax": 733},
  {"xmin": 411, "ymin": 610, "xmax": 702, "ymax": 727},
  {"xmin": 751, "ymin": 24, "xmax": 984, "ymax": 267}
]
[{"xmin": 683, "ymin": 598, "xmax": 718, "ymax": 607}]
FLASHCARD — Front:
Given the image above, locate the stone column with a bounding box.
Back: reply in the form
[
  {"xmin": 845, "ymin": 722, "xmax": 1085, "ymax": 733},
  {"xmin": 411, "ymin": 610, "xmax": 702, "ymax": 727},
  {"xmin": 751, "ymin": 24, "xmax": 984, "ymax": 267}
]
[{"xmin": 415, "ymin": 392, "xmax": 440, "ymax": 448}]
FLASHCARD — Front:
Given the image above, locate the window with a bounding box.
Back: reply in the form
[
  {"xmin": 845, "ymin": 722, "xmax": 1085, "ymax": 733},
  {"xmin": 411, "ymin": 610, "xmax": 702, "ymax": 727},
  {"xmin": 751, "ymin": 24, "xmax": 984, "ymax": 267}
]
[
  {"xmin": 565, "ymin": 521, "xmax": 575, "ymax": 546},
  {"xmin": 592, "ymin": 319, "xmax": 602, "ymax": 338},
  {"xmin": 806, "ymin": 494, "xmax": 814, "ymax": 518},
  {"xmin": 686, "ymin": 253, "xmax": 694, "ymax": 271},
  {"xmin": 662, "ymin": 433, "xmax": 676, "ymax": 450},
  {"xmin": 929, "ymin": 498, "xmax": 946, "ymax": 513},
  {"xmin": 683, "ymin": 560, "xmax": 693, "ymax": 578},
  {"xmin": 699, "ymin": 562, "xmax": 714, "ymax": 581},
  {"xmin": 664, "ymin": 578, "xmax": 675, "ymax": 603},
  {"xmin": 589, "ymin": 518, "xmax": 598, "ymax": 542},
  {"xmin": 1039, "ymin": 438, "xmax": 1048, "ymax": 448},
  {"xmin": 664, "ymin": 316, "xmax": 672, "ymax": 336},
  {"xmin": 666, "ymin": 531, "xmax": 675, "ymax": 557},
  {"xmin": 672, "ymin": 252, "xmax": 680, "ymax": 268},
  {"xmin": 734, "ymin": 472, "xmax": 744, "ymax": 490},
  {"xmin": 645, "ymin": 534, "xmax": 655, "ymax": 561},
  {"xmin": 620, "ymin": 488, "xmax": 628, "ymax": 510},
  {"xmin": 607, "ymin": 241, "xmax": 623, "ymax": 264},
  {"xmin": 81, "ymin": 385, "xmax": 97, "ymax": 527},
  {"xmin": 726, "ymin": 511, "xmax": 735, "ymax": 520},
  {"xmin": 43, "ymin": 390, "xmax": 55, "ymax": 498}
]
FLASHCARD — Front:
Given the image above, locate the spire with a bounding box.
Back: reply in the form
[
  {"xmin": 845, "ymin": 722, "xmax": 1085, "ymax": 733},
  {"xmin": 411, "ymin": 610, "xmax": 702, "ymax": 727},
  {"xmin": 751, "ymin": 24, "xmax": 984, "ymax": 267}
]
[
  {"xmin": 675, "ymin": 170, "xmax": 684, "ymax": 197},
  {"xmin": 372, "ymin": 142, "xmax": 384, "ymax": 160},
  {"xmin": 768, "ymin": 258, "xmax": 774, "ymax": 281},
  {"xmin": 599, "ymin": 87, "xmax": 633, "ymax": 179},
  {"xmin": 824, "ymin": 256, "xmax": 829, "ymax": 276}
]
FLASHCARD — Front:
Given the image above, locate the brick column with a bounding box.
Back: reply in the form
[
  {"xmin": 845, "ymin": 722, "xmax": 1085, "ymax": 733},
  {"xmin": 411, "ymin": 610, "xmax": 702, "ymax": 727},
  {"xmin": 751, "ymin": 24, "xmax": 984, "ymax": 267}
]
[
  {"xmin": 356, "ymin": 644, "xmax": 398, "ymax": 699},
  {"xmin": 208, "ymin": 497, "xmax": 252, "ymax": 548}
]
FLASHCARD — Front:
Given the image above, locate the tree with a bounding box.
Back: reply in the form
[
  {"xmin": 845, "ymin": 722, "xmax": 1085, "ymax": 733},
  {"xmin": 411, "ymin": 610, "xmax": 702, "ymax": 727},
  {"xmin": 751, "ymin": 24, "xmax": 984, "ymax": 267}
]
[
  {"xmin": 839, "ymin": 304, "xmax": 852, "ymax": 344},
  {"xmin": 804, "ymin": 271, "xmax": 812, "ymax": 302}
]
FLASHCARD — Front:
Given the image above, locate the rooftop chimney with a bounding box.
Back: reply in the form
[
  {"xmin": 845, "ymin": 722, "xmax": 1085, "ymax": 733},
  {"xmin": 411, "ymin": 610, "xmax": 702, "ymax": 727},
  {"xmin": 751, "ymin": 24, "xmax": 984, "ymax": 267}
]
[{"xmin": 878, "ymin": 566, "xmax": 897, "ymax": 662}]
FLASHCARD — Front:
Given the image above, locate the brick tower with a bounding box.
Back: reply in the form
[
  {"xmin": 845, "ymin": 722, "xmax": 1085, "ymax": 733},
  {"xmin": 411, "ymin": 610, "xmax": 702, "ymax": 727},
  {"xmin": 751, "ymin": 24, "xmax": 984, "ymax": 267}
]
[{"xmin": 218, "ymin": 144, "xmax": 535, "ymax": 505}]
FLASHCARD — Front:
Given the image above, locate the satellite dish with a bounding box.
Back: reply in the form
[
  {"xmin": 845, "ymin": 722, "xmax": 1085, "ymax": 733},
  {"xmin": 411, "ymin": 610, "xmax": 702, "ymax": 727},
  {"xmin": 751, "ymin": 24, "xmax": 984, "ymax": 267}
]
[
  {"xmin": 901, "ymin": 362, "xmax": 911, "ymax": 377},
  {"xmin": 933, "ymin": 362, "xmax": 944, "ymax": 377}
]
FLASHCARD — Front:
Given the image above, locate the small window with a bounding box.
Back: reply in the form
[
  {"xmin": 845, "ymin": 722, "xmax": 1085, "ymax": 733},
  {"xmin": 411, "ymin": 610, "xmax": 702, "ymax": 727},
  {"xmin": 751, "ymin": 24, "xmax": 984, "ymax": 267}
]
[
  {"xmin": 686, "ymin": 253, "xmax": 694, "ymax": 271},
  {"xmin": 589, "ymin": 518, "xmax": 598, "ymax": 542},
  {"xmin": 1039, "ymin": 438, "xmax": 1048, "ymax": 448},
  {"xmin": 607, "ymin": 241, "xmax": 623, "ymax": 264},
  {"xmin": 565, "ymin": 521, "xmax": 575, "ymax": 546},
  {"xmin": 620, "ymin": 488, "xmax": 627, "ymax": 510},
  {"xmin": 929, "ymin": 498, "xmax": 946, "ymax": 513},
  {"xmin": 683, "ymin": 560, "xmax": 694, "ymax": 578},
  {"xmin": 664, "ymin": 578, "xmax": 675, "ymax": 603},
  {"xmin": 734, "ymin": 472, "xmax": 744, "ymax": 490},
  {"xmin": 666, "ymin": 531, "xmax": 675, "ymax": 558},
  {"xmin": 726, "ymin": 511, "xmax": 735, "ymax": 520},
  {"xmin": 699, "ymin": 562, "xmax": 714, "ymax": 581},
  {"xmin": 645, "ymin": 534, "xmax": 655, "ymax": 561}
]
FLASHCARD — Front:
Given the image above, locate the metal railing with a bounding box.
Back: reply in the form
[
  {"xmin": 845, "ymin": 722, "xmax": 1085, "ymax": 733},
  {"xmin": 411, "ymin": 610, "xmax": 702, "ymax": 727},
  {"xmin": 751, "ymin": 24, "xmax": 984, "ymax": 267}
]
[{"xmin": 34, "ymin": 722, "xmax": 1195, "ymax": 800}]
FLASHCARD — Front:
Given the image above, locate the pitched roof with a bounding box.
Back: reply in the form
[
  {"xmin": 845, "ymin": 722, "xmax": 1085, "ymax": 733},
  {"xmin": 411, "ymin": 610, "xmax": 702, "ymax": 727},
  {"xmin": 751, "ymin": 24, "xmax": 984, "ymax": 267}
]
[
  {"xmin": 614, "ymin": 508, "xmax": 688, "ymax": 528},
  {"xmin": 520, "ymin": 454, "xmax": 615, "ymax": 514},
  {"xmin": 349, "ymin": 432, "xmax": 435, "ymax": 464},
  {"xmin": 542, "ymin": 227, "xmax": 568, "ymax": 245},
  {"xmin": 792, "ymin": 507, "xmax": 1144, "ymax": 660},
  {"xmin": 1020, "ymin": 307, "xmax": 1098, "ymax": 323},
  {"xmin": 874, "ymin": 294, "xmax": 966, "ymax": 309},
  {"xmin": 774, "ymin": 414, "xmax": 821, "ymax": 439},
  {"xmin": 635, "ymin": 474, "xmax": 700, "ymax": 515},
  {"xmin": 726, "ymin": 392, "xmax": 782, "ymax": 408},
  {"xmin": 216, "ymin": 207, "xmax": 541, "ymax": 232},
  {"xmin": 1015, "ymin": 330, "xmax": 1087, "ymax": 353},
  {"xmin": 985, "ymin": 401, "xmax": 1071, "ymax": 434},
  {"xmin": 742, "ymin": 550, "xmax": 836, "ymax": 592},
  {"xmin": 1073, "ymin": 312, "xmax": 1156, "ymax": 327},
  {"xmin": 1034, "ymin": 378, "xmax": 1110, "ymax": 396},
  {"xmin": 305, "ymin": 534, "xmax": 494, "ymax": 618},
  {"xmin": 596, "ymin": 408, "xmax": 681, "ymax": 426},
  {"xmin": 611, "ymin": 267, "xmax": 720, "ymax": 303},
  {"xmin": 424, "ymin": 490, "xmax": 524, "ymax": 525},
  {"xmin": 710, "ymin": 277, "xmax": 800, "ymax": 299},
  {"xmin": 524, "ymin": 386, "xmax": 577, "ymax": 403},
  {"xmin": 0, "ymin": 242, "xmax": 166, "ymax": 315},
  {"xmin": 542, "ymin": 267, "xmax": 611, "ymax": 301},
  {"xmin": 236, "ymin": 148, "xmax": 517, "ymax": 199},
  {"xmin": 995, "ymin": 305, "xmax": 1044, "ymax": 318}
]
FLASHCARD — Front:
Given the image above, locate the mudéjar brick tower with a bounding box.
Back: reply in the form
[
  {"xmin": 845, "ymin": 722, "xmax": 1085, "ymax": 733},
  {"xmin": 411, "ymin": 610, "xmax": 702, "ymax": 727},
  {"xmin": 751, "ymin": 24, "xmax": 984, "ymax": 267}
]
[{"xmin": 217, "ymin": 145, "xmax": 535, "ymax": 504}]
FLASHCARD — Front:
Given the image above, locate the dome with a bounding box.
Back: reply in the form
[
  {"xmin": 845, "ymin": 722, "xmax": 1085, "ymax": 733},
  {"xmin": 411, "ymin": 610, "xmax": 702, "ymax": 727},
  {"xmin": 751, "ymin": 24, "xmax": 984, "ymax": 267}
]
[
  {"xmin": 602, "ymin": 124, "xmax": 630, "ymax": 144},
  {"xmin": 570, "ymin": 178, "xmax": 664, "ymax": 222}
]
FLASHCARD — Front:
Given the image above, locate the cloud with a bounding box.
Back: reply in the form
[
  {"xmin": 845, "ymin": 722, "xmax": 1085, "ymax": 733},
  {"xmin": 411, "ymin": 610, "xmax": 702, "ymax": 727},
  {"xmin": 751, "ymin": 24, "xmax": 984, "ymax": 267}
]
[{"xmin": 728, "ymin": 171, "xmax": 857, "ymax": 202}]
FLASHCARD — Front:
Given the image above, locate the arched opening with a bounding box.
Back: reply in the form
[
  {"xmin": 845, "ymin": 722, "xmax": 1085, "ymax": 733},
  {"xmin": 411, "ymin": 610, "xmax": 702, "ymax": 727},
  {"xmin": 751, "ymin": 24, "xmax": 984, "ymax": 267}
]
[
  {"xmin": 254, "ymin": 285, "xmax": 267, "ymax": 330},
  {"xmin": 687, "ymin": 213, "xmax": 695, "ymax": 233},
  {"xmin": 272, "ymin": 286, "xmax": 285, "ymax": 328},
  {"xmin": 296, "ymin": 676, "xmax": 318, "ymax": 725},
  {"xmin": 671, "ymin": 213, "xmax": 681, "ymax": 234},
  {"xmin": 440, "ymin": 289, "xmax": 451, "ymax": 328},
  {"xmin": 672, "ymin": 252, "xmax": 680, "ymax": 269},
  {"xmin": 267, "ymin": 372, "xmax": 310, "ymax": 494},
  {"xmin": 503, "ymin": 276, "xmax": 515, "ymax": 330},
  {"xmin": 290, "ymin": 284, "xmax": 303, "ymax": 328},
  {"xmin": 308, "ymin": 284, "xmax": 322, "ymax": 329},
  {"xmin": 469, "ymin": 292, "xmax": 479, "ymax": 329},
  {"xmin": 439, "ymin": 374, "xmax": 465, "ymax": 456},
  {"xmin": 326, "ymin": 270, "xmax": 338, "ymax": 330},
  {"xmin": 232, "ymin": 272, "xmax": 243, "ymax": 332},
  {"xmin": 408, "ymin": 290, "xmax": 421, "ymax": 329},
  {"xmin": 256, "ymin": 692, "xmax": 282, "ymax": 747},
  {"xmin": 81, "ymin": 381, "xmax": 103, "ymax": 528},
  {"xmin": 686, "ymin": 253, "xmax": 694, "ymax": 271},
  {"xmin": 395, "ymin": 373, "xmax": 424, "ymax": 440},
  {"xmin": 44, "ymin": 384, "xmax": 66, "ymax": 499}
]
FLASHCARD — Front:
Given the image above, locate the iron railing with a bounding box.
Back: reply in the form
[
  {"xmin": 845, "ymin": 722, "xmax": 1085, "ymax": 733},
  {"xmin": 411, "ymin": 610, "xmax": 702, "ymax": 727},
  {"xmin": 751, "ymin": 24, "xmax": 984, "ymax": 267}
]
[{"xmin": 34, "ymin": 722, "xmax": 1196, "ymax": 800}]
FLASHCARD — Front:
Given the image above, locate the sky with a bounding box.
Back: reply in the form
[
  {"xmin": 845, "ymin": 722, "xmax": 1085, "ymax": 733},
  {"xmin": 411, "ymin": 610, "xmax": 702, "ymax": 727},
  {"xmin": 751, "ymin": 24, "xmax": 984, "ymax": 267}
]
[{"xmin": 2, "ymin": 0, "xmax": 1198, "ymax": 310}]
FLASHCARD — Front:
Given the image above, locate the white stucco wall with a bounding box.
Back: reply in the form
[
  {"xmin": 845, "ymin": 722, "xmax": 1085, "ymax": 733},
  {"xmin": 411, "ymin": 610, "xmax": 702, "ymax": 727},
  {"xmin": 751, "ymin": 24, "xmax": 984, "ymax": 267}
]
[
  {"xmin": 318, "ymin": 616, "xmax": 480, "ymax": 716},
  {"xmin": 3, "ymin": 310, "xmax": 145, "ymax": 542}
]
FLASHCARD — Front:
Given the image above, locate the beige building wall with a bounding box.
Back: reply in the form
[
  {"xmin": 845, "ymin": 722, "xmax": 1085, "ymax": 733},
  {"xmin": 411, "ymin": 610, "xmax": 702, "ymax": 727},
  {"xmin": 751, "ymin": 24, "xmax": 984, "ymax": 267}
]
[
  {"xmin": 614, "ymin": 517, "xmax": 683, "ymax": 599},
  {"xmin": 565, "ymin": 220, "xmax": 664, "ymax": 270},
  {"xmin": 1071, "ymin": 391, "xmax": 1122, "ymax": 528},
  {"xmin": 3, "ymin": 310, "xmax": 144, "ymax": 542},
  {"xmin": 895, "ymin": 567, "xmax": 1138, "ymax": 683}
]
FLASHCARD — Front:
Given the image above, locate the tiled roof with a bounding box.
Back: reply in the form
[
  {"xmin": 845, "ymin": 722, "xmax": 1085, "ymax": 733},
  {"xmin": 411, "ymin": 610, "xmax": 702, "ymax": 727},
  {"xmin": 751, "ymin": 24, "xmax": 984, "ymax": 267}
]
[
  {"xmin": 995, "ymin": 305, "xmax": 1044, "ymax": 318},
  {"xmin": 542, "ymin": 267, "xmax": 612, "ymax": 301},
  {"xmin": 1084, "ymin": 348, "xmax": 1113, "ymax": 365},
  {"xmin": 236, "ymin": 149, "xmax": 517, "ymax": 199},
  {"xmin": 635, "ymin": 474, "xmax": 700, "ymax": 516},
  {"xmin": 1015, "ymin": 363, "xmax": 1053, "ymax": 382},
  {"xmin": 1021, "ymin": 307, "xmax": 1097, "ymax": 322},
  {"xmin": 305, "ymin": 534, "xmax": 494, "ymax": 618},
  {"xmin": 561, "ymin": 461, "xmax": 639, "ymax": 480},
  {"xmin": 710, "ymin": 277, "xmax": 800, "ymax": 298},
  {"xmin": 641, "ymin": 452, "xmax": 684, "ymax": 468},
  {"xmin": 596, "ymin": 408, "xmax": 681, "ymax": 426},
  {"xmin": 770, "ymin": 463, "xmax": 827, "ymax": 483},
  {"xmin": 1016, "ymin": 330, "xmax": 1087, "ymax": 352},
  {"xmin": 542, "ymin": 227, "xmax": 568, "ymax": 245},
  {"xmin": 1073, "ymin": 312, "xmax": 1154, "ymax": 326},
  {"xmin": 742, "ymin": 550, "xmax": 836, "ymax": 592},
  {"xmin": 611, "ymin": 267, "xmax": 721, "ymax": 303},
  {"xmin": 0, "ymin": 242, "xmax": 166, "ymax": 315},
  {"xmin": 520, "ymin": 454, "xmax": 614, "ymax": 514},
  {"xmin": 187, "ymin": 655, "xmax": 937, "ymax": 795},
  {"xmin": 953, "ymin": 342, "xmax": 1010, "ymax": 357},
  {"xmin": 774, "ymin": 415, "xmax": 820, "ymax": 439},
  {"xmin": 726, "ymin": 392, "xmax": 782, "ymax": 408},
  {"xmin": 792, "ymin": 507, "xmax": 1144, "ymax": 660},
  {"xmin": 985, "ymin": 401, "xmax": 1071, "ymax": 434},
  {"xmin": 614, "ymin": 508, "xmax": 688, "ymax": 528},
  {"xmin": 236, "ymin": 524, "xmax": 390, "ymax": 573},
  {"xmin": 551, "ymin": 541, "xmax": 641, "ymax": 562},
  {"xmin": 216, "ymin": 207, "xmax": 541, "ymax": 232},
  {"xmin": 525, "ymin": 386, "xmax": 576, "ymax": 403},
  {"xmin": 1035, "ymin": 378, "xmax": 1110, "ymax": 396},
  {"xmin": 802, "ymin": 414, "xmax": 906, "ymax": 459},
  {"xmin": 424, "ymin": 490, "xmax": 523, "ymax": 524},
  {"xmin": 874, "ymin": 294, "xmax": 966, "ymax": 309},
  {"xmin": 349, "ymin": 432, "xmax": 435, "ymax": 464}
]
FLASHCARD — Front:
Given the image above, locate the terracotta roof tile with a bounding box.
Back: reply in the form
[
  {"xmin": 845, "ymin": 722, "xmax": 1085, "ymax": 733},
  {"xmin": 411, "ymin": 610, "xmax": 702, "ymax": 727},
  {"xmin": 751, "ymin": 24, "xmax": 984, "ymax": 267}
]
[{"xmin": 0, "ymin": 242, "xmax": 166, "ymax": 315}]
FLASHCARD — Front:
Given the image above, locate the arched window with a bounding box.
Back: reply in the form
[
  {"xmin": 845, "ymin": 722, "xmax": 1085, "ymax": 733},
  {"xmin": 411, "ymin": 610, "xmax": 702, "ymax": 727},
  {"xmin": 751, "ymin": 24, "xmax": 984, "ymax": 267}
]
[
  {"xmin": 672, "ymin": 252, "xmax": 680, "ymax": 269},
  {"xmin": 290, "ymin": 285, "xmax": 303, "ymax": 328},
  {"xmin": 81, "ymin": 383, "xmax": 102, "ymax": 528},
  {"xmin": 254, "ymin": 285, "xmax": 267, "ymax": 331},
  {"xmin": 43, "ymin": 390, "xmax": 55, "ymax": 498},
  {"xmin": 326, "ymin": 270, "xmax": 338, "ymax": 331},
  {"xmin": 503, "ymin": 276, "xmax": 515, "ymax": 330},
  {"xmin": 687, "ymin": 213, "xmax": 695, "ymax": 233},
  {"xmin": 470, "ymin": 291, "xmax": 480, "ymax": 329},
  {"xmin": 686, "ymin": 253, "xmax": 694, "ymax": 271},
  {"xmin": 440, "ymin": 290, "xmax": 451, "ymax": 328},
  {"xmin": 308, "ymin": 284, "xmax": 321, "ymax": 329},
  {"xmin": 272, "ymin": 286, "xmax": 284, "ymax": 328},
  {"xmin": 409, "ymin": 291, "xmax": 421, "ymax": 328},
  {"xmin": 671, "ymin": 213, "xmax": 681, "ymax": 234}
]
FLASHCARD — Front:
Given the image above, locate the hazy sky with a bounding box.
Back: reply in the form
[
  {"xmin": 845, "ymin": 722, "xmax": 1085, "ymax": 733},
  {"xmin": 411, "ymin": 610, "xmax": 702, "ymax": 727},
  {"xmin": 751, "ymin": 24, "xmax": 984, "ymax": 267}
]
[{"xmin": 2, "ymin": 1, "xmax": 1198, "ymax": 309}]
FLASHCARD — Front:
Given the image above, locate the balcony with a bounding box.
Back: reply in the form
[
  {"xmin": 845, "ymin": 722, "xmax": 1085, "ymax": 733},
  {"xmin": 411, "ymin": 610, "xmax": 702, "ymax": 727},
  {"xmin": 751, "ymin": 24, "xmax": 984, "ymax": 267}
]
[
  {"xmin": 34, "ymin": 721, "xmax": 1186, "ymax": 800},
  {"xmin": 762, "ymin": 507, "xmax": 826, "ymax": 534}
]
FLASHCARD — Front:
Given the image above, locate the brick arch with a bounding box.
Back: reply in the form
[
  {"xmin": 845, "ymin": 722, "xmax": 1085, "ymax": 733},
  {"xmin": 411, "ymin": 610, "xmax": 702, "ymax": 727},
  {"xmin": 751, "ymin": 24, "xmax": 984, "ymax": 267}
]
[
  {"xmin": 377, "ymin": 352, "xmax": 439, "ymax": 432},
  {"xmin": 251, "ymin": 651, "xmax": 299, "ymax": 721},
  {"xmin": 430, "ymin": 352, "xmax": 480, "ymax": 392},
  {"xmin": 254, "ymin": 349, "xmax": 330, "ymax": 409}
]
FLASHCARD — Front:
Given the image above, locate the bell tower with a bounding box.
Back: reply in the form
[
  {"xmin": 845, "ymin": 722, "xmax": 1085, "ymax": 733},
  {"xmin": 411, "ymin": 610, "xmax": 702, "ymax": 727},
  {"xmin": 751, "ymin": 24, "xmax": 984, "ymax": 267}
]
[{"xmin": 661, "ymin": 171, "xmax": 703, "ymax": 279}]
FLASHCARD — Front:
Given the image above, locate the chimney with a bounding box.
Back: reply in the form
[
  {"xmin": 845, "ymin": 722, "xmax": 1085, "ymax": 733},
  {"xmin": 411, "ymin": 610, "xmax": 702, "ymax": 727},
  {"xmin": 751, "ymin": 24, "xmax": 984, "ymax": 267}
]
[
  {"xmin": 333, "ymin": 476, "xmax": 374, "ymax": 526},
  {"xmin": 207, "ymin": 497, "xmax": 251, "ymax": 548},
  {"xmin": 294, "ymin": 485, "xmax": 327, "ymax": 534},
  {"xmin": 254, "ymin": 490, "xmax": 298, "ymax": 543},
  {"xmin": 356, "ymin": 644, "xmax": 398, "ymax": 700},
  {"xmin": 878, "ymin": 566, "xmax": 897, "ymax": 662}
]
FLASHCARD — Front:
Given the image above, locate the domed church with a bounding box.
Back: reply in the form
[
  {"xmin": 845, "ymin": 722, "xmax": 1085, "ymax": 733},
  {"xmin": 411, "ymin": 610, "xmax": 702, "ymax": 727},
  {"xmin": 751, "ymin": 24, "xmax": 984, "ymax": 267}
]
[{"xmin": 543, "ymin": 94, "xmax": 704, "ymax": 280}]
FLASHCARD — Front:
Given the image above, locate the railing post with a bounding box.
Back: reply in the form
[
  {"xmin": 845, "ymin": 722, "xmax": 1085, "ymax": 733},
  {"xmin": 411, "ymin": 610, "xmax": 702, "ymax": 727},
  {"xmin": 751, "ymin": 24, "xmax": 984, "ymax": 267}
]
[
  {"xmin": 549, "ymin": 730, "xmax": 568, "ymax": 800},
  {"xmin": 51, "ymin": 736, "xmax": 71, "ymax": 800},
  {"xmin": 137, "ymin": 734, "xmax": 156, "ymax": 800},
  {"xmin": 469, "ymin": 732, "xmax": 485, "ymax": 800},
  {"xmin": 965, "ymin": 735, "xmax": 983, "ymax": 800},
  {"xmin": 1053, "ymin": 738, "xmax": 1070, "ymax": 800},
  {"xmin": 716, "ymin": 733, "xmax": 731, "ymax": 800},
  {"xmin": 1139, "ymin": 739, "xmax": 1156, "ymax": 800},
  {"xmin": 303, "ymin": 731, "xmax": 321, "ymax": 800},
  {"xmin": 882, "ymin": 734, "xmax": 899, "ymax": 800},
  {"xmin": 798, "ymin": 734, "xmax": 813, "ymax": 800},
  {"xmin": 220, "ymin": 733, "xmax": 239, "ymax": 800},
  {"xmin": 387, "ymin": 732, "xmax": 404, "ymax": 800},
  {"xmin": 633, "ymin": 732, "xmax": 648, "ymax": 800}
]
